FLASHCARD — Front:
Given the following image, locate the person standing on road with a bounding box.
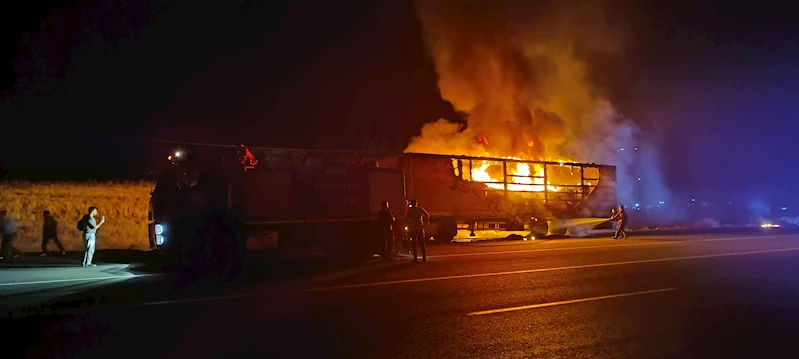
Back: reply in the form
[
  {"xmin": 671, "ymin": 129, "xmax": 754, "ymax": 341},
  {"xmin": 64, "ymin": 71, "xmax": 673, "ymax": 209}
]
[
  {"xmin": 0, "ymin": 210, "xmax": 21, "ymax": 260},
  {"xmin": 377, "ymin": 201, "xmax": 395, "ymax": 261},
  {"xmin": 406, "ymin": 199, "xmax": 430, "ymax": 262},
  {"xmin": 79, "ymin": 206, "xmax": 105, "ymax": 267},
  {"xmin": 610, "ymin": 208, "xmax": 617, "ymax": 237},
  {"xmin": 612, "ymin": 205, "xmax": 628, "ymax": 239},
  {"xmin": 41, "ymin": 211, "xmax": 66, "ymax": 256}
]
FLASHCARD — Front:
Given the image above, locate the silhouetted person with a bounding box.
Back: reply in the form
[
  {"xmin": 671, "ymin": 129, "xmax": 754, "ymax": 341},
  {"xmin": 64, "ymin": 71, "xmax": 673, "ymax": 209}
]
[
  {"xmin": 612, "ymin": 205, "xmax": 628, "ymax": 239},
  {"xmin": 406, "ymin": 199, "xmax": 430, "ymax": 262},
  {"xmin": 79, "ymin": 206, "xmax": 106, "ymax": 267},
  {"xmin": 0, "ymin": 210, "xmax": 20, "ymax": 260},
  {"xmin": 610, "ymin": 208, "xmax": 617, "ymax": 236},
  {"xmin": 41, "ymin": 211, "xmax": 66, "ymax": 256},
  {"xmin": 377, "ymin": 201, "xmax": 395, "ymax": 261}
]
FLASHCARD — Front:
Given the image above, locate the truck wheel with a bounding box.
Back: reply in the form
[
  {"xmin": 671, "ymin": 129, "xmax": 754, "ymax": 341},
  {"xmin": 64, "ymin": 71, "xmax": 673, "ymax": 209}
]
[
  {"xmin": 344, "ymin": 224, "xmax": 376, "ymax": 262},
  {"xmin": 435, "ymin": 218, "xmax": 457, "ymax": 244},
  {"xmin": 172, "ymin": 220, "xmax": 200, "ymax": 269},
  {"xmin": 179, "ymin": 208, "xmax": 245, "ymax": 280}
]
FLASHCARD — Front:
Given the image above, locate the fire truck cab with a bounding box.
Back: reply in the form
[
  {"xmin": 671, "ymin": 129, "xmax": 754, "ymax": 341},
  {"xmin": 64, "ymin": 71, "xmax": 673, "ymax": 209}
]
[
  {"xmin": 148, "ymin": 144, "xmax": 252, "ymax": 273},
  {"xmin": 148, "ymin": 144, "xmax": 407, "ymax": 269}
]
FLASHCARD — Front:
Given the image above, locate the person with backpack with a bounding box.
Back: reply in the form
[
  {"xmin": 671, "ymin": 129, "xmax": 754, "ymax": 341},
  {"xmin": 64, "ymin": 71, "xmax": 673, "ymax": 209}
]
[{"xmin": 78, "ymin": 206, "xmax": 106, "ymax": 267}]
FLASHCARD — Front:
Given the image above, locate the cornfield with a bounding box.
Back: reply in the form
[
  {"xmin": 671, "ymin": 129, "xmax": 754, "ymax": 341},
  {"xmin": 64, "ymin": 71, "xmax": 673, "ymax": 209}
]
[{"xmin": 0, "ymin": 181, "xmax": 155, "ymax": 252}]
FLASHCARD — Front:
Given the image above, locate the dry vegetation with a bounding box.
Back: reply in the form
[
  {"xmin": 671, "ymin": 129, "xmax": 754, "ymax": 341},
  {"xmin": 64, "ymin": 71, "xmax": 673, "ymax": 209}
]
[{"xmin": 0, "ymin": 181, "xmax": 155, "ymax": 252}]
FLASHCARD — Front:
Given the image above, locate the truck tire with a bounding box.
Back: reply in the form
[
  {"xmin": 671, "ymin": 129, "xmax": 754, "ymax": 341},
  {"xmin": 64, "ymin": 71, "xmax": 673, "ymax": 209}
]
[
  {"xmin": 529, "ymin": 218, "xmax": 548, "ymax": 239},
  {"xmin": 434, "ymin": 218, "xmax": 457, "ymax": 244},
  {"xmin": 318, "ymin": 225, "xmax": 348, "ymax": 260},
  {"xmin": 205, "ymin": 210, "xmax": 246, "ymax": 278},
  {"xmin": 343, "ymin": 224, "xmax": 376, "ymax": 262},
  {"xmin": 175, "ymin": 208, "xmax": 245, "ymax": 280},
  {"xmin": 318, "ymin": 222, "xmax": 377, "ymax": 263}
]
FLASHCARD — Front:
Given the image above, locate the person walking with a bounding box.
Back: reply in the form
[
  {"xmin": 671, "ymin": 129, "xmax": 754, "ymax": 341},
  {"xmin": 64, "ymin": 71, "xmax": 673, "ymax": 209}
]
[
  {"xmin": 79, "ymin": 206, "xmax": 105, "ymax": 267},
  {"xmin": 0, "ymin": 210, "xmax": 21, "ymax": 260},
  {"xmin": 41, "ymin": 210, "xmax": 66, "ymax": 256}
]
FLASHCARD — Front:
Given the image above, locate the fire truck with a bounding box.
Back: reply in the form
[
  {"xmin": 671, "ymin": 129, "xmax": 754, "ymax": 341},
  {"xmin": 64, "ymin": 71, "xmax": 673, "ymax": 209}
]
[
  {"xmin": 148, "ymin": 144, "xmax": 406, "ymax": 269},
  {"xmin": 148, "ymin": 144, "xmax": 618, "ymax": 268}
]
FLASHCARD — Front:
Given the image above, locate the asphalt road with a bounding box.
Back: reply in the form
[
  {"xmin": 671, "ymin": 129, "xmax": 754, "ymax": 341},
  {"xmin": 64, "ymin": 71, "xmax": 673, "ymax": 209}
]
[{"xmin": 4, "ymin": 229, "xmax": 799, "ymax": 358}]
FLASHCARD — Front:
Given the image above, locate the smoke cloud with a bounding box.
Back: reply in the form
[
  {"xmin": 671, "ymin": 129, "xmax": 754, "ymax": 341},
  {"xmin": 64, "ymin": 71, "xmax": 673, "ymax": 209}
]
[
  {"xmin": 407, "ymin": 0, "xmax": 622, "ymax": 160},
  {"xmin": 406, "ymin": 0, "xmax": 678, "ymax": 223}
]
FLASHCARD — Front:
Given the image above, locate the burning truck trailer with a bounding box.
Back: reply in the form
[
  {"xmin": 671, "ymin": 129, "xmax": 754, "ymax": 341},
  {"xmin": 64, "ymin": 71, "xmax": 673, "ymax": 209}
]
[
  {"xmin": 148, "ymin": 145, "xmax": 407, "ymax": 269},
  {"xmin": 148, "ymin": 144, "xmax": 618, "ymax": 274},
  {"xmin": 377, "ymin": 153, "xmax": 618, "ymax": 242}
]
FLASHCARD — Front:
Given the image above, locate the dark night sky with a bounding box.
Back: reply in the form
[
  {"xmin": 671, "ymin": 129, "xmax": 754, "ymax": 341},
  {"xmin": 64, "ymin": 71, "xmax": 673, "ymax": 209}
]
[{"xmin": 1, "ymin": 0, "xmax": 798, "ymax": 208}]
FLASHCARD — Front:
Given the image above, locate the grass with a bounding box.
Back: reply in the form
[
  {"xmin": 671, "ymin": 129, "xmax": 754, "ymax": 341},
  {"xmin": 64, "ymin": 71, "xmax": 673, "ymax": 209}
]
[{"xmin": 0, "ymin": 181, "xmax": 155, "ymax": 252}]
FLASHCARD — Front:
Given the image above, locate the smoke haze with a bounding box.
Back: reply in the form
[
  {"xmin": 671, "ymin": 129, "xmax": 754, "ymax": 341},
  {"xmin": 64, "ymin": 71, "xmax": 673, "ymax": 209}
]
[{"xmin": 407, "ymin": 0, "xmax": 678, "ymax": 221}]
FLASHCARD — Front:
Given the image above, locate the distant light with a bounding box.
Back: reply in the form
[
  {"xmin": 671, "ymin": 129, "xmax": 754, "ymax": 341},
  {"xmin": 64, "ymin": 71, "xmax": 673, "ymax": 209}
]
[
  {"xmin": 761, "ymin": 223, "xmax": 781, "ymax": 228},
  {"xmin": 634, "ymin": 147, "xmax": 639, "ymax": 151},
  {"xmin": 175, "ymin": 151, "xmax": 182, "ymax": 157},
  {"xmin": 781, "ymin": 207, "xmax": 788, "ymax": 211},
  {"xmin": 692, "ymin": 198, "xmax": 696, "ymax": 202},
  {"xmin": 638, "ymin": 177, "xmax": 641, "ymax": 181},
  {"xmin": 618, "ymin": 148, "xmax": 625, "ymax": 152},
  {"xmin": 659, "ymin": 201, "xmax": 665, "ymax": 205}
]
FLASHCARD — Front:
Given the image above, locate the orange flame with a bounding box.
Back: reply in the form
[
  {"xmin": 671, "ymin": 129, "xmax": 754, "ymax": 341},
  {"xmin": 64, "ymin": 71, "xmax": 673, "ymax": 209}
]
[{"xmin": 460, "ymin": 159, "xmax": 560, "ymax": 193}]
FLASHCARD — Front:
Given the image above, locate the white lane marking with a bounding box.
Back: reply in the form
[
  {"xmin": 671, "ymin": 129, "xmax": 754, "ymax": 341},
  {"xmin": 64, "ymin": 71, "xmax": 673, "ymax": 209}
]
[
  {"xmin": 429, "ymin": 234, "xmax": 798, "ymax": 259},
  {"xmin": 132, "ymin": 293, "xmax": 253, "ymax": 307},
  {"xmin": 128, "ymin": 245, "xmax": 796, "ymax": 307},
  {"xmin": 302, "ymin": 246, "xmax": 799, "ymax": 292},
  {"xmin": 297, "ymin": 235, "xmax": 796, "ymax": 283},
  {"xmin": 0, "ymin": 274, "xmax": 157, "ymax": 287},
  {"xmin": 429, "ymin": 241, "xmax": 672, "ymax": 258},
  {"xmin": 24, "ymin": 292, "xmax": 78, "ymax": 297},
  {"xmin": 467, "ymin": 288, "xmax": 678, "ymax": 316}
]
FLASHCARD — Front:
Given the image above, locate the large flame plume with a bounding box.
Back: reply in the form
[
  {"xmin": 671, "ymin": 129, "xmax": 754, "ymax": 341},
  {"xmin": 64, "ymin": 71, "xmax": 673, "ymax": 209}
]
[
  {"xmin": 405, "ymin": 0, "xmax": 676, "ymax": 216},
  {"xmin": 405, "ymin": 0, "xmax": 627, "ymax": 162}
]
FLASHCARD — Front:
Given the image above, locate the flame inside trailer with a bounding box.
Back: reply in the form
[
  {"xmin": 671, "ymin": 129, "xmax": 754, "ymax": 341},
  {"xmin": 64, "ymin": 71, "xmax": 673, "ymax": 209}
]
[{"xmin": 452, "ymin": 157, "xmax": 599, "ymax": 196}]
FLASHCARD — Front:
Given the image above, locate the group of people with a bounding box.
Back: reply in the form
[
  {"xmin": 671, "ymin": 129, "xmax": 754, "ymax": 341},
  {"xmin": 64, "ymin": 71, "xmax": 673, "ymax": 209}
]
[
  {"xmin": 610, "ymin": 205, "xmax": 629, "ymax": 239},
  {"xmin": 374, "ymin": 201, "xmax": 631, "ymax": 259},
  {"xmin": 0, "ymin": 206, "xmax": 106, "ymax": 267},
  {"xmin": 377, "ymin": 198, "xmax": 430, "ymax": 262}
]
